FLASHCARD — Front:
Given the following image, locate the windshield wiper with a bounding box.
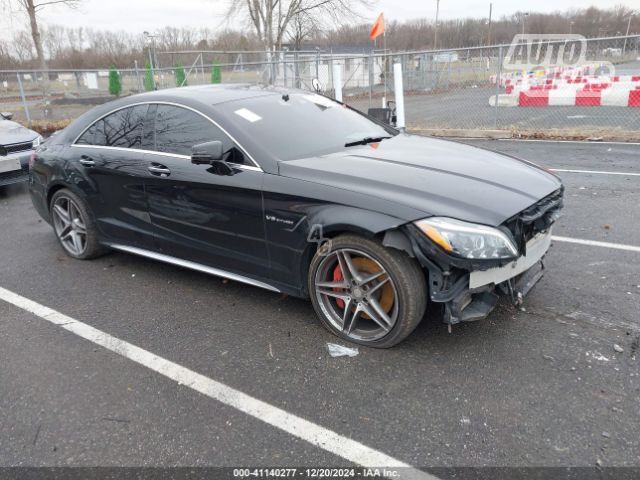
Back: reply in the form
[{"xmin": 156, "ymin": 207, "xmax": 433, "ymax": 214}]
[{"xmin": 344, "ymin": 136, "xmax": 392, "ymax": 147}]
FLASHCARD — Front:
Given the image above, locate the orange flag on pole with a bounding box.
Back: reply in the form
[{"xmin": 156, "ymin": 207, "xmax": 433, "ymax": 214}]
[{"xmin": 370, "ymin": 13, "xmax": 385, "ymax": 41}]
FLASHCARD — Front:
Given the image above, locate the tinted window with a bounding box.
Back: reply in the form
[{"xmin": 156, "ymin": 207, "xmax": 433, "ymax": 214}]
[
  {"xmin": 94, "ymin": 119, "xmax": 107, "ymax": 146},
  {"xmin": 141, "ymin": 103, "xmax": 157, "ymax": 151},
  {"xmin": 153, "ymin": 105, "xmax": 245, "ymax": 164},
  {"xmin": 218, "ymin": 93, "xmax": 396, "ymax": 161},
  {"xmin": 76, "ymin": 105, "xmax": 147, "ymax": 149},
  {"xmin": 104, "ymin": 105, "xmax": 147, "ymax": 148},
  {"xmin": 76, "ymin": 123, "xmax": 96, "ymax": 145}
]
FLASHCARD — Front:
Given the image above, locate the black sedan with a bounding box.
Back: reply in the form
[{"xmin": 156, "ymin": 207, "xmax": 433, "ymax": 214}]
[{"xmin": 29, "ymin": 85, "xmax": 563, "ymax": 347}]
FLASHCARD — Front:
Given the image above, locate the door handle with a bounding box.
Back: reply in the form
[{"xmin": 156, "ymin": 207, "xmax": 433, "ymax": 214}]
[
  {"xmin": 148, "ymin": 164, "xmax": 171, "ymax": 177},
  {"xmin": 79, "ymin": 155, "xmax": 95, "ymax": 167}
]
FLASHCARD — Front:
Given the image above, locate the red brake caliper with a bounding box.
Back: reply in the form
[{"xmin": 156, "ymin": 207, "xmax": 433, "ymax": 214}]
[{"xmin": 333, "ymin": 264, "xmax": 345, "ymax": 309}]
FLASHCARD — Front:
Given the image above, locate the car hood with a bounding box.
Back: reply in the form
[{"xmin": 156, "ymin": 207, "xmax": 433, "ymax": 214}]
[
  {"xmin": 0, "ymin": 120, "xmax": 38, "ymax": 146},
  {"xmin": 278, "ymin": 134, "xmax": 562, "ymax": 226}
]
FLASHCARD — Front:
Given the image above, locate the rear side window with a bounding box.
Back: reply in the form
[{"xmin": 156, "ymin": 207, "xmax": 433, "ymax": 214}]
[
  {"xmin": 76, "ymin": 105, "xmax": 148, "ymax": 149},
  {"xmin": 153, "ymin": 105, "xmax": 246, "ymax": 164},
  {"xmin": 75, "ymin": 122, "xmax": 97, "ymax": 145},
  {"xmin": 104, "ymin": 105, "xmax": 147, "ymax": 148}
]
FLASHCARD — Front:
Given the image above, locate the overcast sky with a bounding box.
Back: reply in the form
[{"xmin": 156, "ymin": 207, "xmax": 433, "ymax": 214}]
[{"xmin": 0, "ymin": 0, "xmax": 633, "ymax": 40}]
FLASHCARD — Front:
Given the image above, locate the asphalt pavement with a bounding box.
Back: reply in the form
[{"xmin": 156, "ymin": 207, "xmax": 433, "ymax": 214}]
[{"xmin": 0, "ymin": 140, "xmax": 639, "ymax": 475}]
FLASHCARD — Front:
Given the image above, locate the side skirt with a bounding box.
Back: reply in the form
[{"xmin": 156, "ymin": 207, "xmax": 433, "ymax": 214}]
[{"xmin": 107, "ymin": 244, "xmax": 281, "ymax": 293}]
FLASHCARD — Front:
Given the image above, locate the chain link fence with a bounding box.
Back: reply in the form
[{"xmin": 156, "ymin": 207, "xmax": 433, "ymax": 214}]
[{"xmin": 1, "ymin": 35, "xmax": 639, "ymax": 138}]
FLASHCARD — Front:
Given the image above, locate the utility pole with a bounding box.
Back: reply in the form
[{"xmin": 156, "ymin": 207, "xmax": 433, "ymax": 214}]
[
  {"xmin": 623, "ymin": 11, "xmax": 636, "ymax": 55},
  {"xmin": 487, "ymin": 3, "xmax": 492, "ymax": 46},
  {"xmin": 144, "ymin": 31, "xmax": 157, "ymax": 90},
  {"xmin": 434, "ymin": 0, "xmax": 440, "ymax": 50},
  {"xmin": 521, "ymin": 12, "xmax": 529, "ymax": 35}
]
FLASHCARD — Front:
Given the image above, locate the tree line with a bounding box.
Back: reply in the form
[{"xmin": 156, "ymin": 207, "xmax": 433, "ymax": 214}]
[{"xmin": 0, "ymin": 5, "xmax": 638, "ymax": 71}]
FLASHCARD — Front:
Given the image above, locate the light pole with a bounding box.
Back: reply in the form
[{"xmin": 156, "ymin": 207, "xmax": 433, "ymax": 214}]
[
  {"xmin": 487, "ymin": 2, "xmax": 493, "ymax": 46},
  {"xmin": 623, "ymin": 11, "xmax": 636, "ymax": 56},
  {"xmin": 144, "ymin": 31, "xmax": 157, "ymax": 90},
  {"xmin": 434, "ymin": 0, "xmax": 440, "ymax": 50},
  {"xmin": 521, "ymin": 12, "xmax": 529, "ymax": 35}
]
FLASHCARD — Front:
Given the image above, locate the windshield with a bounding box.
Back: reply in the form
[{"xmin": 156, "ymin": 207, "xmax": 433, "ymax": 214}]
[{"xmin": 218, "ymin": 93, "xmax": 397, "ymax": 161}]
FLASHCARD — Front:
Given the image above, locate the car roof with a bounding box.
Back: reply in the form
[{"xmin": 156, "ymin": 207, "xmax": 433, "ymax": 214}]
[
  {"xmin": 57, "ymin": 84, "xmax": 292, "ymax": 145},
  {"xmin": 127, "ymin": 84, "xmax": 289, "ymax": 106},
  {"xmin": 56, "ymin": 84, "xmax": 319, "ymax": 174}
]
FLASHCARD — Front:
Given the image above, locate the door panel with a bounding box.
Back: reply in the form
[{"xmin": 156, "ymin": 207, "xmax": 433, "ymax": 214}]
[
  {"xmin": 143, "ymin": 104, "xmax": 269, "ymax": 278},
  {"xmin": 72, "ymin": 104, "xmax": 156, "ymax": 248},
  {"xmin": 145, "ymin": 158, "xmax": 268, "ymax": 277},
  {"xmin": 72, "ymin": 146, "xmax": 155, "ymax": 248}
]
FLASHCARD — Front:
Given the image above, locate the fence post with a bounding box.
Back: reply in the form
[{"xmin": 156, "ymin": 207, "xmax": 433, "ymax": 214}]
[
  {"xmin": 134, "ymin": 61, "xmax": 142, "ymax": 92},
  {"xmin": 315, "ymin": 49, "xmax": 320, "ymax": 80},
  {"xmin": 16, "ymin": 73, "xmax": 31, "ymax": 127},
  {"xmin": 272, "ymin": 57, "xmax": 277, "ymax": 86},
  {"xmin": 393, "ymin": 62, "xmax": 405, "ymax": 131},
  {"xmin": 294, "ymin": 52, "xmax": 300, "ymax": 89},
  {"xmin": 368, "ymin": 54, "xmax": 374, "ymax": 109},
  {"xmin": 333, "ymin": 62, "xmax": 342, "ymax": 102},
  {"xmin": 282, "ymin": 52, "xmax": 287, "ymax": 87},
  {"xmin": 494, "ymin": 45, "xmax": 503, "ymax": 129}
]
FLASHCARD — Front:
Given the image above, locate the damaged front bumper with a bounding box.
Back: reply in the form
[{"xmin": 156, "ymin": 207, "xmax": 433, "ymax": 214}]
[{"xmin": 406, "ymin": 225, "xmax": 552, "ymax": 326}]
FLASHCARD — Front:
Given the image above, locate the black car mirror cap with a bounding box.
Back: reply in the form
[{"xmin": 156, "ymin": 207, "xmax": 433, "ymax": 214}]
[{"xmin": 191, "ymin": 140, "xmax": 223, "ymax": 165}]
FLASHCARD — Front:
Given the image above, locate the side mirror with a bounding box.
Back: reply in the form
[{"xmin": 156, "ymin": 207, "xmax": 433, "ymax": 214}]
[
  {"xmin": 191, "ymin": 140, "xmax": 223, "ymax": 164},
  {"xmin": 0, "ymin": 111, "xmax": 13, "ymax": 121},
  {"xmin": 191, "ymin": 140, "xmax": 235, "ymax": 176}
]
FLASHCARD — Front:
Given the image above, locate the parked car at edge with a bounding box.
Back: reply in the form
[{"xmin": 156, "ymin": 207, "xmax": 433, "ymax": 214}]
[
  {"xmin": 0, "ymin": 112, "xmax": 43, "ymax": 187},
  {"xmin": 29, "ymin": 85, "xmax": 564, "ymax": 348}
]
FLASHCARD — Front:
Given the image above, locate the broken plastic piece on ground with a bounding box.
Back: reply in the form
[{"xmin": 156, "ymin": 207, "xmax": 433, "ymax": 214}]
[{"xmin": 326, "ymin": 343, "xmax": 359, "ymax": 357}]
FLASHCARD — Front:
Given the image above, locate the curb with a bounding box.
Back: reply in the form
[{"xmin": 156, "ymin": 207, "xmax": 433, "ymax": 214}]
[
  {"xmin": 410, "ymin": 128, "xmax": 512, "ymax": 139},
  {"xmin": 409, "ymin": 128, "xmax": 640, "ymax": 142}
]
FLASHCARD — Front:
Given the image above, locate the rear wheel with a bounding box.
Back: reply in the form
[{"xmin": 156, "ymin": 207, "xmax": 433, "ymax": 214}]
[
  {"xmin": 308, "ymin": 234, "xmax": 427, "ymax": 348},
  {"xmin": 50, "ymin": 189, "xmax": 107, "ymax": 260}
]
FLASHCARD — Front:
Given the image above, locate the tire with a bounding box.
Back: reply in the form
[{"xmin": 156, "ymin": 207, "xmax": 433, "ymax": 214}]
[
  {"xmin": 308, "ymin": 234, "xmax": 427, "ymax": 348},
  {"xmin": 49, "ymin": 188, "xmax": 108, "ymax": 260}
]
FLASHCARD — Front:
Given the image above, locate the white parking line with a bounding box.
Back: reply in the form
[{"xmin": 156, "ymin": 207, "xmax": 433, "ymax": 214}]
[
  {"xmin": 0, "ymin": 286, "xmax": 435, "ymax": 480},
  {"xmin": 552, "ymin": 236, "xmax": 640, "ymax": 253},
  {"xmin": 550, "ymin": 168, "xmax": 640, "ymax": 177}
]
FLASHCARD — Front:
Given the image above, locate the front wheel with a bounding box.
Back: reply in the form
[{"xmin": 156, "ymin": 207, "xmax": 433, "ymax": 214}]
[{"xmin": 308, "ymin": 234, "xmax": 427, "ymax": 348}]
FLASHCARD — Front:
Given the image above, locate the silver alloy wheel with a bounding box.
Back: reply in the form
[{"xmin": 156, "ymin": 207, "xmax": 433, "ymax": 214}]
[
  {"xmin": 52, "ymin": 195, "xmax": 88, "ymax": 256},
  {"xmin": 314, "ymin": 248, "xmax": 399, "ymax": 341}
]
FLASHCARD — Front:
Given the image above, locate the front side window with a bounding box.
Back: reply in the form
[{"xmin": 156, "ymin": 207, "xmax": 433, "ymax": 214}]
[{"xmin": 153, "ymin": 105, "xmax": 246, "ymax": 164}]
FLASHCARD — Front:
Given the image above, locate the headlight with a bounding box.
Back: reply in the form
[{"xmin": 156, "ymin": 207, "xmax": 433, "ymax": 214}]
[
  {"xmin": 32, "ymin": 135, "xmax": 44, "ymax": 149},
  {"xmin": 414, "ymin": 217, "xmax": 518, "ymax": 260}
]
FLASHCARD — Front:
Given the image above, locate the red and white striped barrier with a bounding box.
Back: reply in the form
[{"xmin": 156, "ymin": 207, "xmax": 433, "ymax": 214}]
[
  {"xmin": 491, "ymin": 88, "xmax": 640, "ymax": 107},
  {"xmin": 518, "ymin": 88, "xmax": 640, "ymax": 107},
  {"xmin": 489, "ymin": 63, "xmax": 640, "ymax": 107},
  {"xmin": 506, "ymin": 80, "xmax": 640, "ymax": 94}
]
